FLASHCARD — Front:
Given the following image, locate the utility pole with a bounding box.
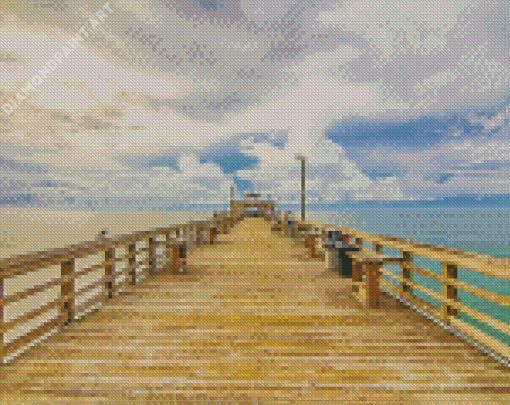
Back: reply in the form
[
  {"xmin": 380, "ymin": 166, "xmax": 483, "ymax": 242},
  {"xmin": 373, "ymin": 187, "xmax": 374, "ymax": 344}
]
[{"xmin": 296, "ymin": 155, "xmax": 306, "ymax": 221}]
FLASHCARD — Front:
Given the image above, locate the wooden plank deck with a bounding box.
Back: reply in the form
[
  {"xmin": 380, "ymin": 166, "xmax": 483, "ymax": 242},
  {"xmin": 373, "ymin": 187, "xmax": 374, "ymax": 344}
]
[{"xmin": 1, "ymin": 217, "xmax": 510, "ymax": 404}]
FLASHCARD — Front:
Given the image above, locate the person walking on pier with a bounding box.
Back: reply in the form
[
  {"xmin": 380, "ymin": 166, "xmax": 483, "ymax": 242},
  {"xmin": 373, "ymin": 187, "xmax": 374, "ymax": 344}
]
[{"xmin": 96, "ymin": 229, "xmax": 108, "ymax": 240}]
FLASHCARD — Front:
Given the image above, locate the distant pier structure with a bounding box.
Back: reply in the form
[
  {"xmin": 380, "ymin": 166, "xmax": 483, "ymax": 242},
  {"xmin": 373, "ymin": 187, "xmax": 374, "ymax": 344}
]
[{"xmin": 230, "ymin": 192, "xmax": 275, "ymax": 218}]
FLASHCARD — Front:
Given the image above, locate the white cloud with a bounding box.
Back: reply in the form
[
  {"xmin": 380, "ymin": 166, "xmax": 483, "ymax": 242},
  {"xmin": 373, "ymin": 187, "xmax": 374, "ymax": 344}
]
[
  {"xmin": 239, "ymin": 0, "xmax": 301, "ymax": 23},
  {"xmin": 359, "ymin": 131, "xmax": 510, "ymax": 201},
  {"xmin": 1, "ymin": 0, "xmax": 509, "ymax": 208}
]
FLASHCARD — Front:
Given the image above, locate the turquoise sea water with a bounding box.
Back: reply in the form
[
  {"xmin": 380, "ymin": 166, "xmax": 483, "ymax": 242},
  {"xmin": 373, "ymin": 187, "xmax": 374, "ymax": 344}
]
[
  {"xmin": 308, "ymin": 208, "xmax": 510, "ymax": 349},
  {"xmin": 309, "ymin": 208, "xmax": 510, "ymax": 257}
]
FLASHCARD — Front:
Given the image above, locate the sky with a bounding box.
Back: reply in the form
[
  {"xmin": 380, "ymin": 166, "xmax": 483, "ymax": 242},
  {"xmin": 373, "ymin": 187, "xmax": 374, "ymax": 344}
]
[{"xmin": 0, "ymin": 0, "xmax": 509, "ymax": 210}]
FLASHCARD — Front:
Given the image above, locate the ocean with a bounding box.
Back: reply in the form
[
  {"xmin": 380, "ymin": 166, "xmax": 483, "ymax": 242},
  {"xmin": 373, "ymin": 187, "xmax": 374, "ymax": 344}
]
[
  {"xmin": 2, "ymin": 207, "xmax": 508, "ymax": 259},
  {"xmin": 307, "ymin": 207, "xmax": 510, "ymax": 258},
  {"xmin": 0, "ymin": 208, "xmax": 216, "ymax": 259}
]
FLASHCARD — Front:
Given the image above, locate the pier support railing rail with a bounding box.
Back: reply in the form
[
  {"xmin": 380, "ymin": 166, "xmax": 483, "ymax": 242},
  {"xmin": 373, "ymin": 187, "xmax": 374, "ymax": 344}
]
[
  {"xmin": 0, "ymin": 211, "xmax": 244, "ymax": 364},
  {"xmin": 269, "ymin": 210, "xmax": 510, "ymax": 365}
]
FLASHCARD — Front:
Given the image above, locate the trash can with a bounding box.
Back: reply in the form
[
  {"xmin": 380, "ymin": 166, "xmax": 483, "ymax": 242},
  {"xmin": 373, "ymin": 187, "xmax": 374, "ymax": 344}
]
[
  {"xmin": 325, "ymin": 231, "xmax": 359, "ymax": 277},
  {"xmin": 325, "ymin": 230, "xmax": 341, "ymax": 272},
  {"xmin": 337, "ymin": 244, "xmax": 359, "ymax": 278}
]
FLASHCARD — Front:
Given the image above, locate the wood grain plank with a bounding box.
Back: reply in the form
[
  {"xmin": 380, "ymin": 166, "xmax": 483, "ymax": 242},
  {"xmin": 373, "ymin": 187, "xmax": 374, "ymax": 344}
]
[{"xmin": 2, "ymin": 217, "xmax": 509, "ymax": 404}]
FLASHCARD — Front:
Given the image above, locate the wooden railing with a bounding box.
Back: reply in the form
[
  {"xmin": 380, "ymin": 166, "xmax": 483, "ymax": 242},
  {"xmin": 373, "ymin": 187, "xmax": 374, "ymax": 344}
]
[
  {"xmin": 2, "ymin": 207, "xmax": 508, "ymax": 366},
  {"xmin": 0, "ymin": 211, "xmax": 244, "ymax": 364},
  {"xmin": 269, "ymin": 210, "xmax": 510, "ymax": 364}
]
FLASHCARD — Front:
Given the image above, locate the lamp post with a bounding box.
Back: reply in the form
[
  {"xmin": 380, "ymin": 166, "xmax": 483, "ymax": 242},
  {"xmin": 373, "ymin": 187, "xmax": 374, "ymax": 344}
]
[{"xmin": 296, "ymin": 155, "xmax": 306, "ymax": 221}]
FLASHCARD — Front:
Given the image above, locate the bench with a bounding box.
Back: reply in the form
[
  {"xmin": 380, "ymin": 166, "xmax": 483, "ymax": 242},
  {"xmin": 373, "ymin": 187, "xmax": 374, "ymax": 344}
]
[
  {"xmin": 163, "ymin": 240, "xmax": 187, "ymax": 275},
  {"xmin": 347, "ymin": 250, "xmax": 404, "ymax": 309},
  {"xmin": 304, "ymin": 232, "xmax": 320, "ymax": 258}
]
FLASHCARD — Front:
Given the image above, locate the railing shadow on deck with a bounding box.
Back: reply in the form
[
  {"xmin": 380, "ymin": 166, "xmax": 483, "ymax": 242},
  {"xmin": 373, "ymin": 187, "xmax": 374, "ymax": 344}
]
[
  {"xmin": 268, "ymin": 209, "xmax": 510, "ymax": 368},
  {"xmin": 0, "ymin": 211, "xmax": 245, "ymax": 364}
]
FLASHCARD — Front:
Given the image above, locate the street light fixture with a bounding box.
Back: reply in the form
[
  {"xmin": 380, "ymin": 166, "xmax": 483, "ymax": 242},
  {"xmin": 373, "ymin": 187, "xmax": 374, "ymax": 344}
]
[{"xmin": 295, "ymin": 155, "xmax": 306, "ymax": 221}]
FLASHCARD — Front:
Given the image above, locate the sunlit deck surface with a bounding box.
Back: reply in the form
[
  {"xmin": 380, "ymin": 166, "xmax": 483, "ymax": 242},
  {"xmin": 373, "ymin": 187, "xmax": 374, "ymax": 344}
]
[{"xmin": 2, "ymin": 218, "xmax": 510, "ymax": 404}]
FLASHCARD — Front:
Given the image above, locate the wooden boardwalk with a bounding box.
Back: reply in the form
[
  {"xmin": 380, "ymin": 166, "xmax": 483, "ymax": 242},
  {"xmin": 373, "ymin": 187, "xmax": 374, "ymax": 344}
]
[{"xmin": 1, "ymin": 218, "xmax": 510, "ymax": 404}]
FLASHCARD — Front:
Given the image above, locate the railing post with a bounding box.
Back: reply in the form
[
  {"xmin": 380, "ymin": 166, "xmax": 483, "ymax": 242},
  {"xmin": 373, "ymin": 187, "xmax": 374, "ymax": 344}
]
[
  {"xmin": 61, "ymin": 259, "xmax": 75, "ymax": 327},
  {"xmin": 342, "ymin": 233, "xmax": 350, "ymax": 246},
  {"xmin": 305, "ymin": 233, "xmax": 318, "ymax": 258},
  {"xmin": 443, "ymin": 263, "xmax": 458, "ymax": 324},
  {"xmin": 350, "ymin": 254, "xmax": 383, "ymax": 309},
  {"xmin": 200, "ymin": 224, "xmax": 206, "ymax": 246},
  {"xmin": 402, "ymin": 251, "xmax": 412, "ymax": 296},
  {"xmin": 128, "ymin": 243, "xmax": 137, "ymax": 285},
  {"xmin": 166, "ymin": 232, "xmax": 185, "ymax": 274},
  {"xmin": 352, "ymin": 259, "xmax": 363, "ymax": 283},
  {"xmin": 179, "ymin": 244, "xmax": 186, "ymax": 269},
  {"xmin": 209, "ymin": 224, "xmax": 216, "ymax": 244},
  {"xmin": 325, "ymin": 231, "xmax": 340, "ymax": 272},
  {"xmin": 186, "ymin": 226, "xmax": 191, "ymax": 244},
  {"xmin": 148, "ymin": 237, "xmax": 156, "ymax": 274},
  {"xmin": 367, "ymin": 263, "xmax": 381, "ymax": 309},
  {"xmin": 187, "ymin": 225, "xmax": 193, "ymax": 249},
  {"xmin": 197, "ymin": 224, "xmax": 202, "ymax": 245},
  {"xmin": 180, "ymin": 226, "xmax": 185, "ymax": 244},
  {"xmin": 105, "ymin": 247, "xmax": 116, "ymax": 299},
  {"xmin": 190, "ymin": 225, "xmax": 196, "ymax": 248},
  {"xmin": 192, "ymin": 225, "xmax": 197, "ymax": 248},
  {"xmin": 1, "ymin": 277, "xmax": 4, "ymax": 362},
  {"xmin": 165, "ymin": 231, "xmax": 172, "ymax": 274}
]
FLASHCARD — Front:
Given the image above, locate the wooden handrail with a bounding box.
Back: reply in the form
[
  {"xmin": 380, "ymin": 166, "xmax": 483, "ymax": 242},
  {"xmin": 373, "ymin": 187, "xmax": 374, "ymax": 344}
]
[
  {"xmin": 269, "ymin": 211, "xmax": 510, "ymax": 363},
  {"xmin": 0, "ymin": 227, "xmax": 177, "ymax": 278},
  {"xmin": 0, "ymin": 212, "xmax": 245, "ymax": 363},
  {"xmin": 289, "ymin": 218, "xmax": 510, "ymax": 278},
  {"xmin": 3, "ymin": 206, "xmax": 506, "ymax": 366},
  {"xmin": 336, "ymin": 227, "xmax": 509, "ymax": 278}
]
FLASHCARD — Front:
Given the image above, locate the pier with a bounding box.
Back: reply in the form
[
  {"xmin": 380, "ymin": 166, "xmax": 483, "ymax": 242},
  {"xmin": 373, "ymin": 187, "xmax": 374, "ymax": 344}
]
[{"xmin": 1, "ymin": 200, "xmax": 510, "ymax": 403}]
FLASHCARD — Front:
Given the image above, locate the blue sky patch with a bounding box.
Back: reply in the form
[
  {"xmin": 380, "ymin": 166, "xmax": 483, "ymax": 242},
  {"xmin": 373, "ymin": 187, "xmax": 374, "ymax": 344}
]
[
  {"xmin": 124, "ymin": 155, "xmax": 179, "ymax": 171},
  {"xmin": 453, "ymin": 160, "xmax": 510, "ymax": 171},
  {"xmin": 233, "ymin": 176, "xmax": 252, "ymax": 193},
  {"xmin": 365, "ymin": 170, "xmax": 400, "ymax": 181},
  {"xmin": 36, "ymin": 180, "xmax": 59, "ymax": 188},
  {"xmin": 0, "ymin": 156, "xmax": 44, "ymax": 174},
  {"xmin": 146, "ymin": 155, "xmax": 179, "ymax": 170},
  {"xmin": 252, "ymin": 133, "xmax": 287, "ymax": 149},
  {"xmin": 0, "ymin": 193, "xmax": 35, "ymax": 205},
  {"xmin": 326, "ymin": 115, "xmax": 484, "ymax": 155},
  {"xmin": 200, "ymin": 152, "xmax": 259, "ymax": 174},
  {"xmin": 190, "ymin": 0, "xmax": 228, "ymax": 11}
]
